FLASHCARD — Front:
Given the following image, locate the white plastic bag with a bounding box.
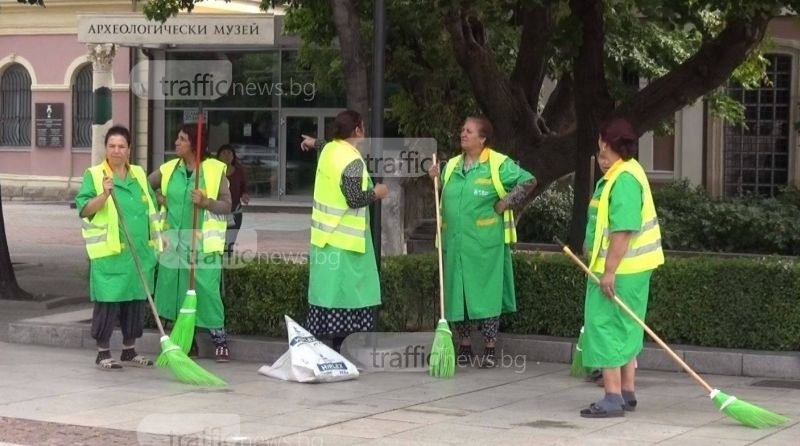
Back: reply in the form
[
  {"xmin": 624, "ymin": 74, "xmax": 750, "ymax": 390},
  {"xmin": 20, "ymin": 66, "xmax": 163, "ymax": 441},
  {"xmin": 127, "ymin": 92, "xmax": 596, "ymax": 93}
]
[{"xmin": 258, "ymin": 315, "xmax": 359, "ymax": 383}]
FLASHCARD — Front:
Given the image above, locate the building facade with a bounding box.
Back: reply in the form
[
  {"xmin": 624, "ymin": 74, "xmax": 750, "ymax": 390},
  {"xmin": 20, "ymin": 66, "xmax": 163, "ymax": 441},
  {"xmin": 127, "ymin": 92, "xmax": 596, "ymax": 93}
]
[
  {"xmin": 0, "ymin": 0, "xmax": 345, "ymax": 202},
  {"xmin": 0, "ymin": 1, "xmax": 798, "ymax": 201}
]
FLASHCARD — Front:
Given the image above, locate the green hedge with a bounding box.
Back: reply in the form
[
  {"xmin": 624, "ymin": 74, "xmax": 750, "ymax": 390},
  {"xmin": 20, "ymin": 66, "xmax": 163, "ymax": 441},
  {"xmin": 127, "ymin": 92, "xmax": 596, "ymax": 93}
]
[
  {"xmin": 223, "ymin": 252, "xmax": 800, "ymax": 351},
  {"xmin": 517, "ymin": 180, "xmax": 800, "ymax": 256}
]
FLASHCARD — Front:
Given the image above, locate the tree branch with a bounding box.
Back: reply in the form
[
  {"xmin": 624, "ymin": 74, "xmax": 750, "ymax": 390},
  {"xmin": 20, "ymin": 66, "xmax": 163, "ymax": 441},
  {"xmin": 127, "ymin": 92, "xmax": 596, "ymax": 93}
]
[
  {"xmin": 616, "ymin": 12, "xmax": 772, "ymax": 134},
  {"xmin": 444, "ymin": 5, "xmax": 541, "ymax": 147},
  {"xmin": 542, "ymin": 73, "xmax": 576, "ymax": 134},
  {"xmin": 510, "ymin": 2, "xmax": 556, "ymax": 109}
]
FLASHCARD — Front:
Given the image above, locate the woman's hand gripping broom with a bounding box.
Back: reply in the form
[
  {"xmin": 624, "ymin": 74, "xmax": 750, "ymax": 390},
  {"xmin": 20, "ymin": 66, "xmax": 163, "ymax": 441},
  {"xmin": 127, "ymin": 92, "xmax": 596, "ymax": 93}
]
[
  {"xmin": 554, "ymin": 237, "xmax": 788, "ymax": 429},
  {"xmin": 111, "ymin": 188, "xmax": 225, "ymax": 386},
  {"xmin": 165, "ymin": 109, "xmax": 206, "ymax": 355}
]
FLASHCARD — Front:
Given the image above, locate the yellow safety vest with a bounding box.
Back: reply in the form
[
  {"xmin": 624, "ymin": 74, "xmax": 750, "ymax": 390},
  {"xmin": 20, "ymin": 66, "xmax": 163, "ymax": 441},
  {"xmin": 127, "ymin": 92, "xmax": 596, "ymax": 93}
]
[
  {"xmin": 589, "ymin": 158, "xmax": 664, "ymax": 274},
  {"xmin": 310, "ymin": 139, "xmax": 369, "ymax": 253},
  {"xmin": 442, "ymin": 148, "xmax": 517, "ymax": 244},
  {"xmin": 159, "ymin": 158, "xmax": 228, "ymax": 254},
  {"xmin": 81, "ymin": 162, "xmax": 162, "ymax": 259}
]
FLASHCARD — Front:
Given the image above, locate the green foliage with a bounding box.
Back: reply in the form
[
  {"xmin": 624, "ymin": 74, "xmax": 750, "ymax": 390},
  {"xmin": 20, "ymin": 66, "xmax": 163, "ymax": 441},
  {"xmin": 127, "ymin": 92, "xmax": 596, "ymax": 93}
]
[
  {"xmin": 140, "ymin": 0, "xmax": 795, "ymax": 149},
  {"xmin": 143, "ymin": 0, "xmax": 206, "ymax": 22},
  {"xmin": 646, "ymin": 256, "xmax": 800, "ymax": 350},
  {"xmin": 517, "ymin": 179, "xmax": 800, "ymax": 256},
  {"xmin": 516, "ymin": 182, "xmax": 574, "ymax": 244},
  {"xmin": 224, "ymin": 260, "xmax": 309, "ymax": 337},
  {"xmin": 221, "ymin": 252, "xmax": 800, "ymax": 351},
  {"xmin": 654, "ymin": 181, "xmax": 800, "ymax": 254},
  {"xmin": 222, "ymin": 254, "xmax": 439, "ymax": 337}
]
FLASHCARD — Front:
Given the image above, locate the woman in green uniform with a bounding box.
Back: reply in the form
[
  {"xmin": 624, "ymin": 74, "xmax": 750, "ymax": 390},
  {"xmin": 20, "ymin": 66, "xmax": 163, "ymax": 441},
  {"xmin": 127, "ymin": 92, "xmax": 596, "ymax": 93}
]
[
  {"xmin": 306, "ymin": 110, "xmax": 388, "ymax": 352},
  {"xmin": 429, "ymin": 117, "xmax": 536, "ymax": 368},
  {"xmin": 580, "ymin": 118, "xmax": 664, "ymax": 418},
  {"xmin": 148, "ymin": 124, "xmax": 232, "ymax": 362},
  {"xmin": 76, "ymin": 126, "xmax": 160, "ymax": 370}
]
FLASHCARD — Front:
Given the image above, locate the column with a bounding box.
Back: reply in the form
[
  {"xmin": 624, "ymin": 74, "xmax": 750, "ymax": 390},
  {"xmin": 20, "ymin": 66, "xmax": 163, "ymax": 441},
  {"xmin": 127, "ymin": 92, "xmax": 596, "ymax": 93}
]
[
  {"xmin": 675, "ymin": 101, "xmax": 704, "ymax": 186},
  {"xmin": 87, "ymin": 43, "xmax": 115, "ymax": 165}
]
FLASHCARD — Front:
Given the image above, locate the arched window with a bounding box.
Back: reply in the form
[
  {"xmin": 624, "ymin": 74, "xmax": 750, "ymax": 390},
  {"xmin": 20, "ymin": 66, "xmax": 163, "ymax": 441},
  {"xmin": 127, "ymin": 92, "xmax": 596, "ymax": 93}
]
[
  {"xmin": 72, "ymin": 64, "xmax": 93, "ymax": 148},
  {"xmin": 0, "ymin": 63, "xmax": 32, "ymax": 146}
]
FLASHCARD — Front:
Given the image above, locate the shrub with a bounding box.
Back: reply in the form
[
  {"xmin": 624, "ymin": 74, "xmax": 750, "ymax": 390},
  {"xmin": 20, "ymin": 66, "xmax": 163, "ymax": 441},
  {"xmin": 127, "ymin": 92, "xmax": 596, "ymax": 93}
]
[
  {"xmin": 517, "ymin": 179, "xmax": 800, "ymax": 256},
  {"xmin": 516, "ymin": 183, "xmax": 573, "ymax": 243},
  {"xmin": 222, "ymin": 252, "xmax": 800, "ymax": 351}
]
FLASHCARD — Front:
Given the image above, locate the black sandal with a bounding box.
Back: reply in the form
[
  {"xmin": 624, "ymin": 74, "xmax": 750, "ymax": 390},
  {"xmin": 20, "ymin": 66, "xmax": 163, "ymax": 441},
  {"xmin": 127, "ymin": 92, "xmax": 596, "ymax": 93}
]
[
  {"xmin": 457, "ymin": 345, "xmax": 473, "ymax": 366},
  {"xmin": 479, "ymin": 347, "xmax": 497, "ymax": 368},
  {"xmin": 580, "ymin": 402, "xmax": 625, "ymax": 418},
  {"xmin": 623, "ymin": 399, "xmax": 637, "ymax": 412}
]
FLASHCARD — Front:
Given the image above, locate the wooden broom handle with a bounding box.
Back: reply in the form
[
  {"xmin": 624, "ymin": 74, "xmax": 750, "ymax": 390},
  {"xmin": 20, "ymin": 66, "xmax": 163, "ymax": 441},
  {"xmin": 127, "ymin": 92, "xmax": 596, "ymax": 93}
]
[
  {"xmin": 432, "ymin": 153, "xmax": 446, "ymax": 320},
  {"xmin": 554, "ymin": 237, "xmax": 713, "ymax": 394},
  {"xmin": 188, "ymin": 110, "xmax": 203, "ymax": 290},
  {"xmin": 108, "ymin": 186, "xmax": 168, "ymax": 338}
]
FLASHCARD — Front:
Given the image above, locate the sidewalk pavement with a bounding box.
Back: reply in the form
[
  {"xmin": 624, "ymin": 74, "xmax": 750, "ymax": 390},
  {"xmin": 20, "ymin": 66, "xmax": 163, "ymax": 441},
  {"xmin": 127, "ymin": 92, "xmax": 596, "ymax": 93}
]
[
  {"xmin": 0, "ymin": 341, "xmax": 799, "ymax": 445},
  {"xmin": 2, "ymin": 202, "xmax": 800, "ymax": 444},
  {"xmin": 1, "ymin": 201, "xmax": 310, "ymax": 343}
]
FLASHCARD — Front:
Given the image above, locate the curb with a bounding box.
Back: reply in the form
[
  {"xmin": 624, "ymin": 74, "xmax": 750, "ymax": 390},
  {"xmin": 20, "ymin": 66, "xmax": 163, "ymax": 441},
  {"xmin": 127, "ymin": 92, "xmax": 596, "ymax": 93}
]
[
  {"xmin": 7, "ymin": 309, "xmax": 287, "ymax": 365},
  {"xmin": 0, "ymin": 295, "xmax": 88, "ymax": 310},
  {"xmin": 497, "ymin": 334, "xmax": 800, "ymax": 380},
  {"xmin": 8, "ymin": 311, "xmax": 800, "ymax": 379}
]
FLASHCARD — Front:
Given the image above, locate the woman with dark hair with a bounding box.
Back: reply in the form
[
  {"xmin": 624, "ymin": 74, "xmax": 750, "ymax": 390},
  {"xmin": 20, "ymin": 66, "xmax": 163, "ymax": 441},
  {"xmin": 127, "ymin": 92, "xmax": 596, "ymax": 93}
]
[
  {"xmin": 148, "ymin": 123, "xmax": 233, "ymax": 362},
  {"xmin": 306, "ymin": 110, "xmax": 388, "ymax": 352},
  {"xmin": 76, "ymin": 125, "xmax": 160, "ymax": 369},
  {"xmin": 579, "ymin": 117, "xmax": 664, "ymax": 418},
  {"xmin": 429, "ymin": 116, "xmax": 536, "ymax": 368},
  {"xmin": 216, "ymin": 144, "xmax": 249, "ymax": 257}
]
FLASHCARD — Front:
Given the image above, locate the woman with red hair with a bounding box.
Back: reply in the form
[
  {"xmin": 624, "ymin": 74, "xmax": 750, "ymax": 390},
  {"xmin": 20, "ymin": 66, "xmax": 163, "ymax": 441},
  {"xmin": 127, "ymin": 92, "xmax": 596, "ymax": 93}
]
[{"xmin": 580, "ymin": 118, "xmax": 664, "ymax": 418}]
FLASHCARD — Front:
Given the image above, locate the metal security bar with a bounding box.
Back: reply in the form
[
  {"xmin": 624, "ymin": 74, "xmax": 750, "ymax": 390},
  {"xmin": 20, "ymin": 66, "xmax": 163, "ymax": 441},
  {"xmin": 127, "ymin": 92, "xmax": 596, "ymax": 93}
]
[
  {"xmin": 0, "ymin": 64, "xmax": 32, "ymax": 146},
  {"xmin": 72, "ymin": 64, "xmax": 93, "ymax": 148},
  {"xmin": 724, "ymin": 54, "xmax": 791, "ymax": 197}
]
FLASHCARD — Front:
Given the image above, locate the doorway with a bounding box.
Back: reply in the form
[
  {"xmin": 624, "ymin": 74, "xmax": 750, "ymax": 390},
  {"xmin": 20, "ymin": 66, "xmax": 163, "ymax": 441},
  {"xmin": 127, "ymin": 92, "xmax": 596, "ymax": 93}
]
[{"xmin": 280, "ymin": 110, "xmax": 339, "ymax": 200}]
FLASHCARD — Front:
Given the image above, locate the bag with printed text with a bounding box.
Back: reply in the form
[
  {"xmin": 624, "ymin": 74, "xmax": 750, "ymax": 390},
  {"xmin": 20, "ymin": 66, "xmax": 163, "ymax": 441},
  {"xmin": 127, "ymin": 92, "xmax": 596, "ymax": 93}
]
[{"xmin": 258, "ymin": 315, "xmax": 359, "ymax": 383}]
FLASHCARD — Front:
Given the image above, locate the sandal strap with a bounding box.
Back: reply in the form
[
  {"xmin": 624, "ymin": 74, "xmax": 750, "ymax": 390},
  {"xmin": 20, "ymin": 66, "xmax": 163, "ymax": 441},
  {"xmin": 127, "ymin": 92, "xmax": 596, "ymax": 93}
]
[
  {"xmin": 126, "ymin": 355, "xmax": 153, "ymax": 366},
  {"xmin": 97, "ymin": 358, "xmax": 122, "ymax": 369}
]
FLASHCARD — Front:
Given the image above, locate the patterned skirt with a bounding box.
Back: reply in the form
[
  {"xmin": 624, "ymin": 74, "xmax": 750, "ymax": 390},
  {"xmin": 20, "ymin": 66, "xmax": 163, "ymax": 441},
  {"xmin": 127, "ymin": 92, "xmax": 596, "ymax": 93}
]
[{"xmin": 305, "ymin": 305, "xmax": 377, "ymax": 338}]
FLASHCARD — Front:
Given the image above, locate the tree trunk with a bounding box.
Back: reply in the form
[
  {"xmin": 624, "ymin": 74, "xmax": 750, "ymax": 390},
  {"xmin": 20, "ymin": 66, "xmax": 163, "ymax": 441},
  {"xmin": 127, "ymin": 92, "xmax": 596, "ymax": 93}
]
[
  {"xmin": 0, "ymin": 184, "xmax": 31, "ymax": 300},
  {"xmin": 567, "ymin": 0, "xmax": 614, "ymax": 252},
  {"xmin": 329, "ymin": 0, "xmax": 370, "ymax": 124}
]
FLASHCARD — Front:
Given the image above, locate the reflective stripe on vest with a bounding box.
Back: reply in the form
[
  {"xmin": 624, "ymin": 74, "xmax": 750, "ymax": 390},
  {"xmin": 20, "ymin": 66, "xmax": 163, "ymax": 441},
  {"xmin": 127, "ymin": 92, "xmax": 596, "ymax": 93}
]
[
  {"xmin": 589, "ymin": 158, "xmax": 665, "ymax": 274},
  {"xmin": 442, "ymin": 148, "xmax": 517, "ymax": 244},
  {"xmin": 160, "ymin": 158, "xmax": 228, "ymax": 254},
  {"xmin": 81, "ymin": 163, "xmax": 161, "ymax": 259},
  {"xmin": 310, "ymin": 140, "xmax": 368, "ymax": 253}
]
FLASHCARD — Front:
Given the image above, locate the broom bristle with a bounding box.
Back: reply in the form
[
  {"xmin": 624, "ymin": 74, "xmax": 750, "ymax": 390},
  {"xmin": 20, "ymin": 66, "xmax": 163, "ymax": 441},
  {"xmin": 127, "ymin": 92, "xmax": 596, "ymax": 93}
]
[
  {"xmin": 429, "ymin": 320, "xmax": 455, "ymax": 378},
  {"xmin": 157, "ymin": 337, "xmax": 227, "ymax": 387},
  {"xmin": 570, "ymin": 328, "xmax": 584, "ymax": 377},
  {"xmin": 170, "ymin": 290, "xmax": 198, "ymax": 354},
  {"xmin": 570, "ymin": 327, "xmax": 589, "ymax": 377},
  {"xmin": 710, "ymin": 389, "xmax": 790, "ymax": 429}
]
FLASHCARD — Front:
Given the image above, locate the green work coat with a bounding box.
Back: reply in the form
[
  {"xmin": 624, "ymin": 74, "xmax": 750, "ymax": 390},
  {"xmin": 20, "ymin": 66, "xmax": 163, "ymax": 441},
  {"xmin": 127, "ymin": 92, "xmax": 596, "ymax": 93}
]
[
  {"xmin": 441, "ymin": 152, "xmax": 534, "ymax": 321},
  {"xmin": 308, "ymin": 176, "xmax": 381, "ymax": 309},
  {"xmin": 76, "ymin": 168, "xmax": 157, "ymax": 303},
  {"xmin": 582, "ymin": 171, "xmax": 652, "ymax": 368},
  {"xmin": 154, "ymin": 163, "xmax": 225, "ymax": 329}
]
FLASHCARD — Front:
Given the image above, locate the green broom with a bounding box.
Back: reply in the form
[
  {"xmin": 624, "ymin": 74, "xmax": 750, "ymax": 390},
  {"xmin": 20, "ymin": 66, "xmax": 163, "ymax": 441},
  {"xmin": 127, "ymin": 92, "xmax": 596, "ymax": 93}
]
[
  {"xmin": 555, "ymin": 237, "xmax": 789, "ymax": 429},
  {"xmin": 111, "ymin": 189, "xmax": 226, "ymax": 386},
  {"xmin": 570, "ymin": 326, "xmax": 592, "ymax": 377},
  {"xmin": 429, "ymin": 153, "xmax": 455, "ymax": 378},
  {"xmin": 167, "ymin": 110, "xmax": 205, "ymax": 355}
]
